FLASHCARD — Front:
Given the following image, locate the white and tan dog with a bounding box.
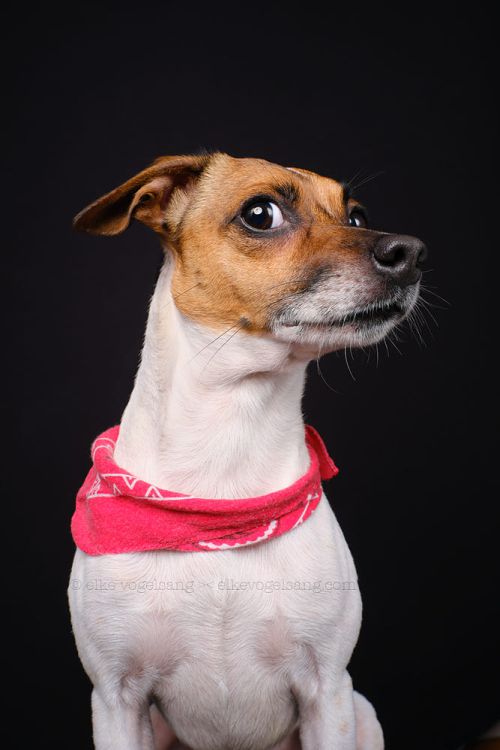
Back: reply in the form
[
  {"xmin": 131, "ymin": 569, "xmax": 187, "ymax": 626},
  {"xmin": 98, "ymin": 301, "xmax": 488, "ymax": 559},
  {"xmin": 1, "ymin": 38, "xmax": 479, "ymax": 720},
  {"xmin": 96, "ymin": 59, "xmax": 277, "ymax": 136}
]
[{"xmin": 68, "ymin": 153, "xmax": 426, "ymax": 750}]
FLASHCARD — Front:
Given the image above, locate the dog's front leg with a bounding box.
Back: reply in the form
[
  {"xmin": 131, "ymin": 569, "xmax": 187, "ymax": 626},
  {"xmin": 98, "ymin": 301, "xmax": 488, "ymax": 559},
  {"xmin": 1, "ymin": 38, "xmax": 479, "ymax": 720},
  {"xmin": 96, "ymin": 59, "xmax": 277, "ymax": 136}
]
[
  {"xmin": 353, "ymin": 691, "xmax": 384, "ymax": 750},
  {"xmin": 91, "ymin": 688, "xmax": 155, "ymax": 750},
  {"xmin": 297, "ymin": 670, "xmax": 357, "ymax": 750}
]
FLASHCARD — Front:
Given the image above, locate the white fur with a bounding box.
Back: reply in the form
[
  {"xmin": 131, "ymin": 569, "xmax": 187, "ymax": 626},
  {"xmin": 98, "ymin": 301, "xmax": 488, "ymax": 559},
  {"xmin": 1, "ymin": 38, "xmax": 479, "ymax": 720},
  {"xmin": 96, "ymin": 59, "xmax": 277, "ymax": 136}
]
[{"xmin": 69, "ymin": 256, "xmax": 385, "ymax": 749}]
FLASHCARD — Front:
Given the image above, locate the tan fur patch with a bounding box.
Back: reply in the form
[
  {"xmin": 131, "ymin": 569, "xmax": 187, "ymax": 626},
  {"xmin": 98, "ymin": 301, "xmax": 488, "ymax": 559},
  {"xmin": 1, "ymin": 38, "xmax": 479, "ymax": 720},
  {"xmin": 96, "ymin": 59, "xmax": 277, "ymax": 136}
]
[
  {"xmin": 74, "ymin": 152, "xmax": 379, "ymax": 334},
  {"xmin": 164, "ymin": 154, "xmax": 375, "ymax": 334}
]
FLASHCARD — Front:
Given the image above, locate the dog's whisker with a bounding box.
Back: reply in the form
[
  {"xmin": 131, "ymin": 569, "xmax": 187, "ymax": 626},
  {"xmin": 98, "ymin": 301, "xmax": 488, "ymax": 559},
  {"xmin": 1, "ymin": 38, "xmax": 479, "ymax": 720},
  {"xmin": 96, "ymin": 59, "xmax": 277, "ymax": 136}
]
[
  {"xmin": 343, "ymin": 347, "xmax": 356, "ymax": 381},
  {"xmin": 187, "ymin": 321, "xmax": 244, "ymax": 365},
  {"xmin": 349, "ymin": 170, "xmax": 385, "ymax": 193},
  {"xmin": 315, "ymin": 339, "xmax": 339, "ymax": 394},
  {"xmin": 188, "ymin": 278, "xmax": 310, "ymax": 364},
  {"xmin": 415, "ymin": 298, "xmax": 439, "ymax": 327},
  {"xmin": 172, "ymin": 281, "xmax": 202, "ymax": 300},
  {"xmin": 418, "ymin": 297, "xmax": 446, "ymax": 317},
  {"xmin": 387, "ymin": 332, "xmax": 403, "ymax": 355},
  {"xmin": 200, "ymin": 323, "xmax": 248, "ymax": 375},
  {"xmin": 406, "ymin": 309, "xmax": 426, "ymax": 347},
  {"xmin": 414, "ymin": 300, "xmax": 435, "ymax": 330},
  {"xmin": 419, "ymin": 286, "xmax": 450, "ymax": 306},
  {"xmin": 177, "ymin": 275, "xmax": 307, "ymax": 318},
  {"xmin": 346, "ymin": 169, "xmax": 365, "ymax": 188},
  {"xmin": 194, "ymin": 293, "xmax": 295, "ymax": 372}
]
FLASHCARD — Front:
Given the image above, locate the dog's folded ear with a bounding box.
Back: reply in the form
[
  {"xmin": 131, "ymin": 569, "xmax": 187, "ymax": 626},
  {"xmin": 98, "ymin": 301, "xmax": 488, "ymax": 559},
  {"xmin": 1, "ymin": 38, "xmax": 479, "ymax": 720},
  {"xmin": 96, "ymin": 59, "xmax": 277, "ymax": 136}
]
[{"xmin": 73, "ymin": 154, "xmax": 211, "ymax": 236}]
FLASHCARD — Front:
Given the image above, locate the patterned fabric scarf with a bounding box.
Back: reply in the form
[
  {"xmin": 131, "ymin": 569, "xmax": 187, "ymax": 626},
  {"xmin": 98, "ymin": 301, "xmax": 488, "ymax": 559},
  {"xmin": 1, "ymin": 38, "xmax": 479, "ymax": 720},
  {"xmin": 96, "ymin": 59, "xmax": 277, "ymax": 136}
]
[{"xmin": 71, "ymin": 424, "xmax": 338, "ymax": 554}]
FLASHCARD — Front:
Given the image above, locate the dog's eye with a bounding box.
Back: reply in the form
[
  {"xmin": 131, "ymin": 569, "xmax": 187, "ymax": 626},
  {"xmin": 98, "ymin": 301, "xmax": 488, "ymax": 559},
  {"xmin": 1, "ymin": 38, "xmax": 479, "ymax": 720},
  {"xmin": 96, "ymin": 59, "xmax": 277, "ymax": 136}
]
[
  {"xmin": 349, "ymin": 209, "xmax": 368, "ymax": 228},
  {"xmin": 241, "ymin": 201, "xmax": 284, "ymax": 231}
]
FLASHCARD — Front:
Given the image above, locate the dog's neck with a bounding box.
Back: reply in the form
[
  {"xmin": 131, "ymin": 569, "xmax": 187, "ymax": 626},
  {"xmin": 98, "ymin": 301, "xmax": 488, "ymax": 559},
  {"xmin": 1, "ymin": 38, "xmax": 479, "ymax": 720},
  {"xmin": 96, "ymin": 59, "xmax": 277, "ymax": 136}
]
[{"xmin": 114, "ymin": 259, "xmax": 312, "ymax": 498}]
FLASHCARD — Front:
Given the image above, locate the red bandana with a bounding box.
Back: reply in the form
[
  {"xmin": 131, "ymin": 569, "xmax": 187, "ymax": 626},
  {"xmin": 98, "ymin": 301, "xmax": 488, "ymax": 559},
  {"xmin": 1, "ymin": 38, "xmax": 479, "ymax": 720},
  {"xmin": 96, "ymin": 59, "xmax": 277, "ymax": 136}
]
[{"xmin": 71, "ymin": 424, "xmax": 338, "ymax": 555}]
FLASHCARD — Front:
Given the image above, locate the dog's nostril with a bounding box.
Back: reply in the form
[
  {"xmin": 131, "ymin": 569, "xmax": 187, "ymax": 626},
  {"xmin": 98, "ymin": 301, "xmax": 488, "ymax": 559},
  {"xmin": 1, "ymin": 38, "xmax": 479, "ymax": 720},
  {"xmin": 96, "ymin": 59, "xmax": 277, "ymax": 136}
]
[
  {"xmin": 389, "ymin": 245, "xmax": 406, "ymax": 267},
  {"xmin": 373, "ymin": 240, "xmax": 408, "ymax": 268},
  {"xmin": 393, "ymin": 246, "xmax": 405, "ymax": 265}
]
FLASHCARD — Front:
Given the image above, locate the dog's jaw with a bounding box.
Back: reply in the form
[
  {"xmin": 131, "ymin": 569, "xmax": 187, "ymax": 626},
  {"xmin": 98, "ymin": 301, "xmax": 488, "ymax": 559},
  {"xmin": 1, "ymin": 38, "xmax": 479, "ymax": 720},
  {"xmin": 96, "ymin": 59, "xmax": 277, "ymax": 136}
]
[{"xmin": 270, "ymin": 283, "xmax": 421, "ymax": 352}]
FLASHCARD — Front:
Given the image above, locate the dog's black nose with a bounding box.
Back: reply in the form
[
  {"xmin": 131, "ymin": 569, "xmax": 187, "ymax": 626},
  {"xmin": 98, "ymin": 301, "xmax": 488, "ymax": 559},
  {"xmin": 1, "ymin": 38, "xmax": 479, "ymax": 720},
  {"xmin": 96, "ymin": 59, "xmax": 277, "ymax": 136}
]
[{"xmin": 372, "ymin": 234, "xmax": 427, "ymax": 286}]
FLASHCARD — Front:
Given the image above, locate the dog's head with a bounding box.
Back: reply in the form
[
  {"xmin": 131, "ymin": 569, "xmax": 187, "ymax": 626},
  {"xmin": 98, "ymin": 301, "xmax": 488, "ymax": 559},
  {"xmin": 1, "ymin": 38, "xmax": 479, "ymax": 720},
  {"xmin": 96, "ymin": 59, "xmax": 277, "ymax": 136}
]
[{"xmin": 74, "ymin": 152, "xmax": 426, "ymax": 354}]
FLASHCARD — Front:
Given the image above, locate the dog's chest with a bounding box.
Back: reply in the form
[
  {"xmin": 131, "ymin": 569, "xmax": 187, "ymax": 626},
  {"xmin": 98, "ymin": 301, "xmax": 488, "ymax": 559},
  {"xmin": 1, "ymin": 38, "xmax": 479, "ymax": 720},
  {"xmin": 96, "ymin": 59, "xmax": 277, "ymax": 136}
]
[
  {"xmin": 72, "ymin": 495, "xmax": 360, "ymax": 670},
  {"xmin": 70, "ymin": 496, "xmax": 361, "ymax": 748}
]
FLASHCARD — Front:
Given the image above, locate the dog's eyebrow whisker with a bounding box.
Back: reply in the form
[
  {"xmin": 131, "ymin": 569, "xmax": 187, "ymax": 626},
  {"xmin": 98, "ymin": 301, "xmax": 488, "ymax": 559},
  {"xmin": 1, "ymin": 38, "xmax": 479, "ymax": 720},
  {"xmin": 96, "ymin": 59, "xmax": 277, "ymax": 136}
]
[
  {"xmin": 348, "ymin": 170, "xmax": 385, "ymax": 194},
  {"xmin": 346, "ymin": 169, "xmax": 365, "ymax": 190}
]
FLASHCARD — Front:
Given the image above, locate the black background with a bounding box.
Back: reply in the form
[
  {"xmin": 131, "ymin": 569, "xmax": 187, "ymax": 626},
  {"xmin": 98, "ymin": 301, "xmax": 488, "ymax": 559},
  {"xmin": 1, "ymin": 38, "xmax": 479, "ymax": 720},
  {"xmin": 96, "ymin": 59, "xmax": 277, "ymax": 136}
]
[{"xmin": 4, "ymin": 5, "xmax": 499, "ymax": 749}]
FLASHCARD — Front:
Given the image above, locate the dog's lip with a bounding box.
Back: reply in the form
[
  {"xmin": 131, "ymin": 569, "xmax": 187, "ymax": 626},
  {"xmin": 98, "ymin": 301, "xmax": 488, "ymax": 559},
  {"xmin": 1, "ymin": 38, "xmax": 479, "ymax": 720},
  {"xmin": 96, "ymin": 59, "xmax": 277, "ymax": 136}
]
[{"xmin": 281, "ymin": 300, "xmax": 405, "ymax": 328}]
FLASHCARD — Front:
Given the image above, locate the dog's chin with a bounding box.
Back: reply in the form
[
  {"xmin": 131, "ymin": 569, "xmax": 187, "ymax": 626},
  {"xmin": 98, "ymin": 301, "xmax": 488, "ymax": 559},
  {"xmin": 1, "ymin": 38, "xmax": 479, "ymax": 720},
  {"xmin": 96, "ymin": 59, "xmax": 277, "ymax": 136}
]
[{"xmin": 271, "ymin": 291, "xmax": 418, "ymax": 355}]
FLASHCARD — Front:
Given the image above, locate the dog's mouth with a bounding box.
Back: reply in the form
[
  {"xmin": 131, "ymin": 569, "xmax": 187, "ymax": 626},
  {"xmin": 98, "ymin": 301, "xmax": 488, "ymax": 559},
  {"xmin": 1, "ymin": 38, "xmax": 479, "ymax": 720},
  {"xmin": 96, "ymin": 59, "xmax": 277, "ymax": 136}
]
[{"xmin": 281, "ymin": 299, "xmax": 405, "ymax": 330}]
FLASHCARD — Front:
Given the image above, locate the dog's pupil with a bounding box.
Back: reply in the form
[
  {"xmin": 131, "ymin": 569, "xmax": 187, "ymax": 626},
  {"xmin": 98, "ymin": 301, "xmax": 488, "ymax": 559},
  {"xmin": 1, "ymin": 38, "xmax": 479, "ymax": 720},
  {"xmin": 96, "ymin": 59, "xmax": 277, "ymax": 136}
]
[
  {"xmin": 349, "ymin": 210, "xmax": 367, "ymax": 228},
  {"xmin": 244, "ymin": 202, "xmax": 273, "ymax": 229}
]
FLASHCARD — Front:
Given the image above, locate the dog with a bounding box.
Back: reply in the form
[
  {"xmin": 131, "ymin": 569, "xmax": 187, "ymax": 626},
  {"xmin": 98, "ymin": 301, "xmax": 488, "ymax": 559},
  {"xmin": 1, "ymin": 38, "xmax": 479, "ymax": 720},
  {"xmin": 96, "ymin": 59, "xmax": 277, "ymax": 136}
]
[{"xmin": 68, "ymin": 152, "xmax": 426, "ymax": 750}]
